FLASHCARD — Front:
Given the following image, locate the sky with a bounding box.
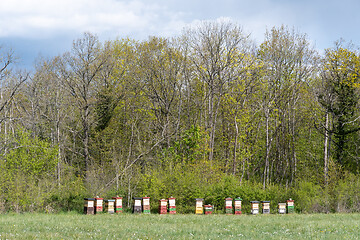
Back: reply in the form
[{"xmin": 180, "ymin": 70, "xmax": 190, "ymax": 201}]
[{"xmin": 0, "ymin": 0, "xmax": 359, "ymax": 69}]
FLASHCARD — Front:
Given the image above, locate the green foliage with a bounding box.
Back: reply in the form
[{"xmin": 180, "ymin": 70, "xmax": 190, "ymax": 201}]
[
  {"xmin": 334, "ymin": 172, "xmax": 360, "ymax": 212},
  {"xmin": 170, "ymin": 125, "xmax": 208, "ymax": 163},
  {"xmin": 0, "ymin": 129, "xmax": 59, "ymax": 212},
  {"xmin": 3, "ymin": 130, "xmax": 58, "ymax": 178},
  {"xmin": 320, "ymin": 45, "xmax": 360, "ymax": 172}
]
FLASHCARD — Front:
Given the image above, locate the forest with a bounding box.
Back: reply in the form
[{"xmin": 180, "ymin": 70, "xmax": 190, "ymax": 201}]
[{"xmin": 0, "ymin": 21, "xmax": 359, "ymax": 213}]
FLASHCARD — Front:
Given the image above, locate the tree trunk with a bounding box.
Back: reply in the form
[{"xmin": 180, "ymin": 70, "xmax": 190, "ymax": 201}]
[
  {"xmin": 263, "ymin": 107, "xmax": 270, "ymax": 189},
  {"xmin": 324, "ymin": 111, "xmax": 329, "ymax": 185}
]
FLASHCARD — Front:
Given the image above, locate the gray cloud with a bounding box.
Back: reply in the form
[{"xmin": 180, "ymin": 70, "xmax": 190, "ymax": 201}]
[
  {"xmin": 0, "ymin": 0, "xmax": 185, "ymax": 39},
  {"xmin": 1, "ymin": 0, "xmax": 359, "ymax": 69}
]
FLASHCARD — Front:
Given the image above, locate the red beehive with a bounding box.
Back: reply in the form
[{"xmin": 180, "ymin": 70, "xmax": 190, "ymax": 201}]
[
  {"xmin": 234, "ymin": 197, "xmax": 242, "ymax": 215},
  {"xmin": 225, "ymin": 198, "xmax": 233, "ymax": 215},
  {"xmin": 168, "ymin": 197, "xmax": 176, "ymax": 214},
  {"xmin": 94, "ymin": 197, "xmax": 104, "ymax": 214},
  {"xmin": 287, "ymin": 198, "xmax": 295, "ymax": 214},
  {"xmin": 159, "ymin": 199, "xmax": 167, "ymax": 214},
  {"xmin": 112, "ymin": 196, "xmax": 123, "ymax": 213},
  {"xmin": 204, "ymin": 205, "xmax": 213, "ymax": 215}
]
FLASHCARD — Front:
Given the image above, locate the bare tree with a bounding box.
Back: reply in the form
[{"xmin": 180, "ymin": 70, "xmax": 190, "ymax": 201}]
[
  {"xmin": 259, "ymin": 26, "xmax": 318, "ymax": 188},
  {"xmin": 59, "ymin": 33, "xmax": 111, "ymax": 174},
  {"xmin": 183, "ymin": 20, "xmax": 254, "ymax": 162}
]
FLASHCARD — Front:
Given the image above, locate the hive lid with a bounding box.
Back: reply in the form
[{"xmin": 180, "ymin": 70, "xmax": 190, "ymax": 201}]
[
  {"xmin": 105, "ymin": 199, "xmax": 115, "ymax": 202},
  {"xmin": 250, "ymin": 201, "xmax": 260, "ymax": 203},
  {"xmin": 133, "ymin": 197, "xmax": 142, "ymax": 200},
  {"xmin": 262, "ymin": 201, "xmax": 270, "ymax": 203},
  {"xmin": 84, "ymin": 198, "xmax": 95, "ymax": 201}
]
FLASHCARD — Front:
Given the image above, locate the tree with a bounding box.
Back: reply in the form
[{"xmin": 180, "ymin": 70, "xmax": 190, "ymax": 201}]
[
  {"xmin": 59, "ymin": 33, "xmax": 112, "ymax": 175},
  {"xmin": 259, "ymin": 26, "xmax": 318, "ymax": 188},
  {"xmin": 136, "ymin": 37, "xmax": 184, "ymax": 148},
  {"xmin": 183, "ymin": 20, "xmax": 254, "ymax": 162},
  {"xmin": 0, "ymin": 47, "xmax": 28, "ymax": 155},
  {"xmin": 318, "ymin": 42, "xmax": 360, "ymax": 173}
]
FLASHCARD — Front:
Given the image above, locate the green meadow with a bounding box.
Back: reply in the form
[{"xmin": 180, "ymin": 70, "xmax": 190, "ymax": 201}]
[{"xmin": 0, "ymin": 212, "xmax": 359, "ymax": 239}]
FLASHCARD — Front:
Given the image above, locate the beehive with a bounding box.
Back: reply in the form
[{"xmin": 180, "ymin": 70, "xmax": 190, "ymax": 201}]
[
  {"xmin": 168, "ymin": 197, "xmax": 176, "ymax": 214},
  {"xmin": 195, "ymin": 198, "xmax": 204, "ymax": 214},
  {"xmin": 94, "ymin": 197, "xmax": 104, "ymax": 214},
  {"xmin": 278, "ymin": 203, "xmax": 286, "ymax": 214},
  {"xmin": 84, "ymin": 198, "xmax": 95, "ymax": 215},
  {"xmin": 225, "ymin": 198, "xmax": 233, "ymax": 215},
  {"xmin": 262, "ymin": 201, "xmax": 270, "ymax": 214},
  {"xmin": 143, "ymin": 197, "xmax": 151, "ymax": 214},
  {"xmin": 159, "ymin": 199, "xmax": 167, "ymax": 214},
  {"xmin": 204, "ymin": 205, "xmax": 213, "ymax": 215},
  {"xmin": 250, "ymin": 201, "xmax": 260, "ymax": 215},
  {"xmin": 287, "ymin": 199, "xmax": 295, "ymax": 214},
  {"xmin": 234, "ymin": 197, "xmax": 242, "ymax": 215},
  {"xmin": 112, "ymin": 196, "xmax": 123, "ymax": 213},
  {"xmin": 133, "ymin": 197, "xmax": 142, "ymax": 214},
  {"xmin": 105, "ymin": 199, "xmax": 115, "ymax": 214}
]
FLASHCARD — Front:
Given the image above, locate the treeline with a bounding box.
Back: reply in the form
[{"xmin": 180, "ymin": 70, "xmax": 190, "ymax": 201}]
[{"xmin": 0, "ymin": 21, "xmax": 360, "ymax": 213}]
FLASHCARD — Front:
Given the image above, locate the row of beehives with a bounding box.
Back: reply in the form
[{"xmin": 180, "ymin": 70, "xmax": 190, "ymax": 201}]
[
  {"xmin": 84, "ymin": 196, "xmax": 295, "ymax": 215},
  {"xmin": 195, "ymin": 198, "xmax": 295, "ymax": 215},
  {"xmin": 83, "ymin": 196, "xmax": 176, "ymax": 215}
]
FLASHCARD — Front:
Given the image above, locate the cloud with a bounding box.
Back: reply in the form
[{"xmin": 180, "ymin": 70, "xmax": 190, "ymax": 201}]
[{"xmin": 0, "ymin": 0, "xmax": 186, "ymax": 39}]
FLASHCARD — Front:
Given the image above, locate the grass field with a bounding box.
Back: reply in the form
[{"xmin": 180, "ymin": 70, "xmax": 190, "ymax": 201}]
[{"xmin": 0, "ymin": 212, "xmax": 359, "ymax": 239}]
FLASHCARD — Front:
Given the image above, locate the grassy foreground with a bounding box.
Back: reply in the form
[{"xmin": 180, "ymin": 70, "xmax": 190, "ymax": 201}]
[{"xmin": 0, "ymin": 212, "xmax": 359, "ymax": 239}]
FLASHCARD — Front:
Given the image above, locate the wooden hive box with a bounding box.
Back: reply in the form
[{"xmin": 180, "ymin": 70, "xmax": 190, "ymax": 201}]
[
  {"xmin": 250, "ymin": 201, "xmax": 260, "ymax": 215},
  {"xmin": 133, "ymin": 197, "xmax": 142, "ymax": 214},
  {"xmin": 195, "ymin": 198, "xmax": 204, "ymax": 214},
  {"xmin": 142, "ymin": 197, "xmax": 151, "ymax": 214},
  {"xmin": 105, "ymin": 199, "xmax": 115, "ymax": 214},
  {"xmin": 94, "ymin": 197, "xmax": 104, "ymax": 214},
  {"xmin": 234, "ymin": 197, "xmax": 242, "ymax": 215},
  {"xmin": 112, "ymin": 196, "xmax": 123, "ymax": 213},
  {"xmin": 261, "ymin": 201, "xmax": 270, "ymax": 214},
  {"xmin": 225, "ymin": 198, "xmax": 233, "ymax": 215},
  {"xmin": 278, "ymin": 202, "xmax": 286, "ymax": 214},
  {"xmin": 168, "ymin": 197, "xmax": 176, "ymax": 214},
  {"xmin": 84, "ymin": 198, "xmax": 95, "ymax": 215}
]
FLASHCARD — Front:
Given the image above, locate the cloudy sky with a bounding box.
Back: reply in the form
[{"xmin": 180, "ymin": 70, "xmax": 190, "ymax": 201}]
[{"xmin": 0, "ymin": 0, "xmax": 359, "ymax": 68}]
